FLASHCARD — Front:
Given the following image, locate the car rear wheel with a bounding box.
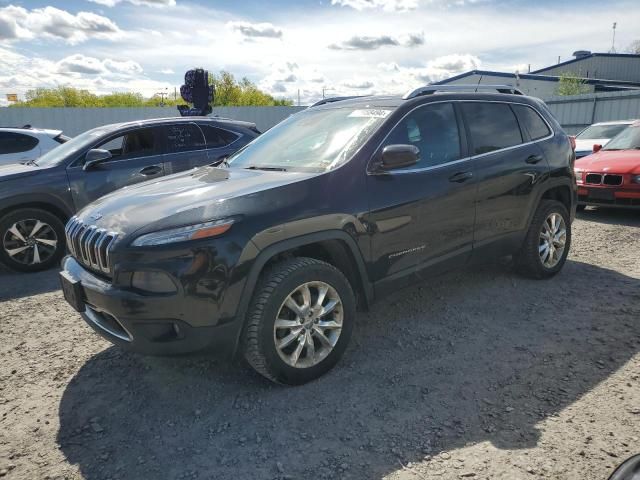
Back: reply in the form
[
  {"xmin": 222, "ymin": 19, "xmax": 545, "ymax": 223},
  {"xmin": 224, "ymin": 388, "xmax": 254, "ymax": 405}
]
[
  {"xmin": 0, "ymin": 208, "xmax": 66, "ymax": 273},
  {"xmin": 243, "ymin": 257, "xmax": 356, "ymax": 385},
  {"xmin": 516, "ymin": 200, "xmax": 571, "ymax": 279}
]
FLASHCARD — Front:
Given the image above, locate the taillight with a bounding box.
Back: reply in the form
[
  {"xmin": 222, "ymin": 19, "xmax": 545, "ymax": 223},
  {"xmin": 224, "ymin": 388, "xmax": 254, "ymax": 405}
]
[{"xmin": 568, "ymin": 136, "xmax": 576, "ymax": 150}]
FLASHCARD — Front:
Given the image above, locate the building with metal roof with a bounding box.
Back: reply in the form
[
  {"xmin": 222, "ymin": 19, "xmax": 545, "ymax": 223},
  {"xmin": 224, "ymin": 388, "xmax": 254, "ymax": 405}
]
[{"xmin": 434, "ymin": 51, "xmax": 640, "ymax": 98}]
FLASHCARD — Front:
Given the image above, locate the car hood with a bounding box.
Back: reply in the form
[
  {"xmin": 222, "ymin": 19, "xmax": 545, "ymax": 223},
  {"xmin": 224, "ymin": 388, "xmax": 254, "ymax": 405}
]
[
  {"xmin": 575, "ymin": 150, "xmax": 640, "ymax": 174},
  {"xmin": 76, "ymin": 166, "xmax": 317, "ymax": 237},
  {"xmin": 575, "ymin": 138, "xmax": 609, "ymax": 154},
  {"xmin": 0, "ymin": 163, "xmax": 42, "ymax": 182}
]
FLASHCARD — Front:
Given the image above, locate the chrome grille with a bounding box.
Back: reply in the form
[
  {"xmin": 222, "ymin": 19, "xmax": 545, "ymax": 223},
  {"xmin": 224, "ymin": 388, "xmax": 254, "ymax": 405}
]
[
  {"xmin": 585, "ymin": 173, "xmax": 602, "ymax": 184},
  {"xmin": 603, "ymin": 174, "xmax": 623, "ymax": 186},
  {"xmin": 585, "ymin": 173, "xmax": 623, "ymax": 186},
  {"xmin": 65, "ymin": 216, "xmax": 117, "ymax": 274}
]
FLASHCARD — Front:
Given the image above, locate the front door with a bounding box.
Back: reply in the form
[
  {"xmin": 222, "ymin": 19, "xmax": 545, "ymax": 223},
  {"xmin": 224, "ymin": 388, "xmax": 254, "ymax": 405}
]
[
  {"xmin": 365, "ymin": 102, "xmax": 477, "ymax": 291},
  {"xmin": 163, "ymin": 123, "xmax": 209, "ymax": 175},
  {"xmin": 67, "ymin": 126, "xmax": 165, "ymax": 209}
]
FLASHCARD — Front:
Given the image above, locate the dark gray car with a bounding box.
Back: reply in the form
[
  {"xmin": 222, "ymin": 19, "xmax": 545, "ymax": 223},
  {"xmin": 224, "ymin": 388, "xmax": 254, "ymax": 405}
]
[{"xmin": 0, "ymin": 117, "xmax": 260, "ymax": 272}]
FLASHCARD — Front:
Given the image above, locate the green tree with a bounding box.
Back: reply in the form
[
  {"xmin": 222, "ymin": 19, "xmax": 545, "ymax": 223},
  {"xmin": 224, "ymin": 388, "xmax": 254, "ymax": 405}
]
[
  {"xmin": 556, "ymin": 73, "xmax": 590, "ymax": 96},
  {"xmin": 626, "ymin": 39, "xmax": 640, "ymax": 54},
  {"xmin": 12, "ymin": 71, "xmax": 292, "ymax": 108}
]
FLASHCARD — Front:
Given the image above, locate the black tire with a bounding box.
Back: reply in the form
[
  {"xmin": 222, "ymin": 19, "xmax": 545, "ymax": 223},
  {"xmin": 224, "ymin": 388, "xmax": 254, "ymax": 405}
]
[
  {"xmin": 516, "ymin": 200, "xmax": 571, "ymax": 279},
  {"xmin": 0, "ymin": 208, "xmax": 66, "ymax": 273},
  {"xmin": 576, "ymin": 204, "xmax": 586, "ymax": 212},
  {"xmin": 243, "ymin": 257, "xmax": 356, "ymax": 385}
]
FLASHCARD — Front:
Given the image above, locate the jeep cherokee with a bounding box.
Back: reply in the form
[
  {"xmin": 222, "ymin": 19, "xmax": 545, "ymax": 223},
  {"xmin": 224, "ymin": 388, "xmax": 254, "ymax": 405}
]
[{"xmin": 60, "ymin": 85, "xmax": 577, "ymax": 385}]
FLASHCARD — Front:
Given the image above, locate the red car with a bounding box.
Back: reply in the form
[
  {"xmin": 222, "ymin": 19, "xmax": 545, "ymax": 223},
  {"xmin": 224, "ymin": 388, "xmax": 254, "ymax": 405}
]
[{"xmin": 574, "ymin": 121, "xmax": 640, "ymax": 209}]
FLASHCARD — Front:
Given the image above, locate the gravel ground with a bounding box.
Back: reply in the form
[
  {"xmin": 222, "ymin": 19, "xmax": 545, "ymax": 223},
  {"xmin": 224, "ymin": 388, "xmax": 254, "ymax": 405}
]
[{"xmin": 1, "ymin": 208, "xmax": 639, "ymax": 480}]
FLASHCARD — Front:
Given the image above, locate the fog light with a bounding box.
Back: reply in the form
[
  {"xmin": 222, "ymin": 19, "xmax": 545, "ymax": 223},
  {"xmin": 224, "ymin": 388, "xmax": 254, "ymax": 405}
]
[{"xmin": 131, "ymin": 271, "xmax": 177, "ymax": 294}]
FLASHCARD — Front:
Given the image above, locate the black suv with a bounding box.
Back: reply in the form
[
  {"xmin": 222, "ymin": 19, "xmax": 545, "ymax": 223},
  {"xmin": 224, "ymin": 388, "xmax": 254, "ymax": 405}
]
[
  {"xmin": 60, "ymin": 86, "xmax": 577, "ymax": 385},
  {"xmin": 0, "ymin": 117, "xmax": 259, "ymax": 272}
]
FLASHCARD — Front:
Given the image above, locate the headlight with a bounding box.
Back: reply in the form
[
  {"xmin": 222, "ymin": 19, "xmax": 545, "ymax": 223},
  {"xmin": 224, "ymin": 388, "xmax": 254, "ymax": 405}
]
[
  {"xmin": 574, "ymin": 170, "xmax": 583, "ymax": 183},
  {"xmin": 633, "ymin": 174, "xmax": 640, "ymax": 184},
  {"xmin": 131, "ymin": 219, "xmax": 234, "ymax": 247}
]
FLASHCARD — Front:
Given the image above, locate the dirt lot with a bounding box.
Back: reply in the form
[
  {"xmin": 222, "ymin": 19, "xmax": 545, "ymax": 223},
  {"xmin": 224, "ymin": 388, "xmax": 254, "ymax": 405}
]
[{"xmin": 1, "ymin": 208, "xmax": 639, "ymax": 480}]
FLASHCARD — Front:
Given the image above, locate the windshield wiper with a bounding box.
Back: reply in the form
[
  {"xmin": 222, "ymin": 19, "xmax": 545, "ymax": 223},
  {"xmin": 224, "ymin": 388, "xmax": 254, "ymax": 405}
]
[
  {"xmin": 245, "ymin": 165, "xmax": 287, "ymax": 172},
  {"xmin": 20, "ymin": 160, "xmax": 37, "ymax": 166}
]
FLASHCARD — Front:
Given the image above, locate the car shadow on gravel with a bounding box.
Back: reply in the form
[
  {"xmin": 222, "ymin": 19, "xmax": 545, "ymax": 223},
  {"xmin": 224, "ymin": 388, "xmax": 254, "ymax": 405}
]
[
  {"xmin": 0, "ymin": 267, "xmax": 61, "ymax": 301},
  {"xmin": 56, "ymin": 259, "xmax": 640, "ymax": 480},
  {"xmin": 577, "ymin": 207, "xmax": 640, "ymax": 227}
]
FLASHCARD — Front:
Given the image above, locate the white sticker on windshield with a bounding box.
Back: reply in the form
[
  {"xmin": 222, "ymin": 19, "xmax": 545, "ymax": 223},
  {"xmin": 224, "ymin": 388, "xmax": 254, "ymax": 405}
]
[{"xmin": 348, "ymin": 109, "xmax": 391, "ymax": 118}]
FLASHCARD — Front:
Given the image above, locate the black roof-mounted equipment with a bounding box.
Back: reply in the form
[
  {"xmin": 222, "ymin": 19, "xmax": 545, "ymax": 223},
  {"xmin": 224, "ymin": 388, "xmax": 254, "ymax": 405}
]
[{"xmin": 402, "ymin": 84, "xmax": 524, "ymax": 100}]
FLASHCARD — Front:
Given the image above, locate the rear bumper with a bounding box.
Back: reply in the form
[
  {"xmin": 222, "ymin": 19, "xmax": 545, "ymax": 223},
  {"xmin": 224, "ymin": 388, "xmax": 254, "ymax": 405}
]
[{"xmin": 61, "ymin": 256, "xmax": 240, "ymax": 356}]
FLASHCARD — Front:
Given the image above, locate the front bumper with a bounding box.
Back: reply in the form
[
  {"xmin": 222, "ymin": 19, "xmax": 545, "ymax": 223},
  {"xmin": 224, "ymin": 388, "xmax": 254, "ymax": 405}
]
[
  {"xmin": 60, "ymin": 256, "xmax": 240, "ymax": 356},
  {"xmin": 577, "ymin": 186, "xmax": 640, "ymax": 209}
]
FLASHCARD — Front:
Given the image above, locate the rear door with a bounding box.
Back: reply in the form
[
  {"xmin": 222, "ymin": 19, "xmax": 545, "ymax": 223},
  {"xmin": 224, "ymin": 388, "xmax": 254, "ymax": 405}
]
[
  {"xmin": 67, "ymin": 126, "xmax": 165, "ymax": 209},
  {"xmin": 460, "ymin": 101, "xmax": 551, "ymax": 255},
  {"xmin": 200, "ymin": 124, "xmax": 243, "ymax": 164},
  {"xmin": 0, "ymin": 132, "xmax": 40, "ymax": 164},
  {"xmin": 366, "ymin": 102, "xmax": 477, "ymax": 288},
  {"xmin": 163, "ymin": 123, "xmax": 209, "ymax": 174}
]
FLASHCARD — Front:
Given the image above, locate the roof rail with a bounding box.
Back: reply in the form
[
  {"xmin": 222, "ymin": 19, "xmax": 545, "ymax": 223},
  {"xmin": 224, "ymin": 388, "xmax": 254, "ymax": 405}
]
[
  {"xmin": 402, "ymin": 84, "xmax": 524, "ymax": 100},
  {"xmin": 309, "ymin": 96, "xmax": 364, "ymax": 108}
]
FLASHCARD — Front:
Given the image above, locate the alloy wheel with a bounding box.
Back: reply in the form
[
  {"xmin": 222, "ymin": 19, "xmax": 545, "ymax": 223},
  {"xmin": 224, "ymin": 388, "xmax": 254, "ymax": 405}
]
[
  {"xmin": 3, "ymin": 219, "xmax": 58, "ymax": 266},
  {"xmin": 273, "ymin": 281, "xmax": 343, "ymax": 369},
  {"xmin": 539, "ymin": 212, "xmax": 566, "ymax": 269}
]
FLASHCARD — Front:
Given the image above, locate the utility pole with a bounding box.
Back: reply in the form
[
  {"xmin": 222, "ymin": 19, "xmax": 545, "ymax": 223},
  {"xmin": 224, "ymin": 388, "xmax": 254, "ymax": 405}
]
[
  {"xmin": 156, "ymin": 91, "xmax": 167, "ymax": 106},
  {"xmin": 609, "ymin": 22, "xmax": 617, "ymax": 53},
  {"xmin": 297, "ymin": 89, "xmax": 300, "ymax": 107}
]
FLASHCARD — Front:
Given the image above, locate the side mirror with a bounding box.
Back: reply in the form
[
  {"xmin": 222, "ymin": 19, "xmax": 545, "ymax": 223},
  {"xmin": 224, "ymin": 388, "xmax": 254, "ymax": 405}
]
[
  {"xmin": 380, "ymin": 144, "xmax": 419, "ymax": 171},
  {"xmin": 593, "ymin": 144, "xmax": 603, "ymax": 153},
  {"xmin": 83, "ymin": 149, "xmax": 112, "ymax": 171}
]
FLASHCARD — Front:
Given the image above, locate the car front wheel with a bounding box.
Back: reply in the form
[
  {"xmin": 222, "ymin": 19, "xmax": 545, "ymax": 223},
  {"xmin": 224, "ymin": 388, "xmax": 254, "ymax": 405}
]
[
  {"xmin": 0, "ymin": 208, "xmax": 66, "ymax": 273},
  {"xmin": 243, "ymin": 257, "xmax": 356, "ymax": 385}
]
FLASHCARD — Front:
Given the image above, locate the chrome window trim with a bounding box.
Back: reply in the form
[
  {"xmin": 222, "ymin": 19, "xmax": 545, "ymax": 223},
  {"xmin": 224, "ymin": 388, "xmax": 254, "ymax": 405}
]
[{"xmin": 367, "ymin": 99, "xmax": 555, "ymax": 176}]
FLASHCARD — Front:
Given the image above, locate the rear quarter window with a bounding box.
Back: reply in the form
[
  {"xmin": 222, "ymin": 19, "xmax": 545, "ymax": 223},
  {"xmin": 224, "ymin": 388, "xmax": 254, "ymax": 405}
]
[
  {"xmin": 461, "ymin": 102, "xmax": 523, "ymax": 155},
  {"xmin": 512, "ymin": 104, "xmax": 551, "ymax": 141},
  {"xmin": 0, "ymin": 132, "xmax": 39, "ymax": 154}
]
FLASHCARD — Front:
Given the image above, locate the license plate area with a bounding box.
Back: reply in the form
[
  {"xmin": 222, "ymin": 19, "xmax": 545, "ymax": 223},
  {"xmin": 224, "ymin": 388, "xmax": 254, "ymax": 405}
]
[
  {"xmin": 60, "ymin": 271, "xmax": 85, "ymax": 312},
  {"xmin": 588, "ymin": 188, "xmax": 615, "ymax": 201}
]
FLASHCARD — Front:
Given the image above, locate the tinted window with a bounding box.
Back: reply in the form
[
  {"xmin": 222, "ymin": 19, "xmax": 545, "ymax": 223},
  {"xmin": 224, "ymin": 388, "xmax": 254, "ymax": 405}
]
[
  {"xmin": 201, "ymin": 125, "xmax": 239, "ymax": 148},
  {"xmin": 461, "ymin": 102, "xmax": 523, "ymax": 155},
  {"xmin": 0, "ymin": 132, "xmax": 39, "ymax": 154},
  {"xmin": 382, "ymin": 102, "xmax": 461, "ymax": 169},
  {"xmin": 166, "ymin": 124, "xmax": 206, "ymax": 153},
  {"xmin": 95, "ymin": 127, "xmax": 160, "ymax": 161},
  {"xmin": 577, "ymin": 123, "xmax": 628, "ymax": 140},
  {"xmin": 512, "ymin": 104, "xmax": 551, "ymax": 140}
]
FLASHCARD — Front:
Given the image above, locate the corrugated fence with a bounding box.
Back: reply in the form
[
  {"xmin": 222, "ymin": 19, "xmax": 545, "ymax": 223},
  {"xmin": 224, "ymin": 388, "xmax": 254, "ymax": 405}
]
[
  {"xmin": 1, "ymin": 91, "xmax": 639, "ymax": 136},
  {"xmin": 0, "ymin": 106, "xmax": 306, "ymax": 136},
  {"xmin": 544, "ymin": 90, "xmax": 640, "ymax": 134}
]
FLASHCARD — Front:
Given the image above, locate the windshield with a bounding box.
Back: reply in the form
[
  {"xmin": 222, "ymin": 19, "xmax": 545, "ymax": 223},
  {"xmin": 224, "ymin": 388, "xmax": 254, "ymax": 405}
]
[
  {"xmin": 35, "ymin": 126, "xmax": 115, "ymax": 167},
  {"xmin": 603, "ymin": 124, "xmax": 640, "ymax": 150},
  {"xmin": 577, "ymin": 123, "xmax": 628, "ymax": 140},
  {"xmin": 227, "ymin": 107, "xmax": 391, "ymax": 172}
]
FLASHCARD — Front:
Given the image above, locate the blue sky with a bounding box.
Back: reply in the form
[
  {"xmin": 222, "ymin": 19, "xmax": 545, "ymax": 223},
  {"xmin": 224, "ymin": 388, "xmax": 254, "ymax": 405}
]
[{"xmin": 1, "ymin": 0, "xmax": 638, "ymax": 105}]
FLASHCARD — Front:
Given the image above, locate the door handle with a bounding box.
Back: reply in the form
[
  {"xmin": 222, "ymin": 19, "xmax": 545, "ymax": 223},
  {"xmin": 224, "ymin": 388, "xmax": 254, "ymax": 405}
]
[
  {"xmin": 139, "ymin": 165, "xmax": 162, "ymax": 176},
  {"xmin": 448, "ymin": 171, "xmax": 473, "ymax": 183},
  {"xmin": 525, "ymin": 154, "xmax": 543, "ymax": 164}
]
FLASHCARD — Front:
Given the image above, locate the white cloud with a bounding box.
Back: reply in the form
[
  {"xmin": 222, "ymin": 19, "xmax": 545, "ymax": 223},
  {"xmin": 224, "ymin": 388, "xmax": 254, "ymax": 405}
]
[
  {"xmin": 227, "ymin": 21, "xmax": 283, "ymax": 39},
  {"xmin": 331, "ymin": 0, "xmax": 418, "ymax": 12},
  {"xmin": 89, "ymin": 0, "xmax": 176, "ymax": 7},
  {"xmin": 329, "ymin": 32, "xmax": 423, "ymax": 50},
  {"xmin": 159, "ymin": 68, "xmax": 175, "ymax": 74},
  {"xmin": 0, "ymin": 5, "xmax": 121, "ymax": 44}
]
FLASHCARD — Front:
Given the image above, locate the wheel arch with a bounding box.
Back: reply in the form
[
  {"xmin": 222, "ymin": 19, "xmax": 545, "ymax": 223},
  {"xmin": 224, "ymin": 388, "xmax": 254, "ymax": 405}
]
[
  {"xmin": 229, "ymin": 230, "xmax": 373, "ymax": 356},
  {"xmin": 0, "ymin": 196, "xmax": 73, "ymax": 225}
]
